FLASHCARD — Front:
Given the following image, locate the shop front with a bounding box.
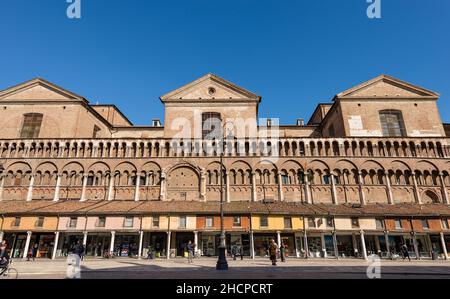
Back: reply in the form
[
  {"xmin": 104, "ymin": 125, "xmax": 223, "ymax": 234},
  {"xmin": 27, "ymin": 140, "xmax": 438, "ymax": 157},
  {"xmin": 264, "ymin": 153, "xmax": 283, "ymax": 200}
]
[
  {"xmin": 142, "ymin": 232, "xmax": 167, "ymax": 258},
  {"xmin": 113, "ymin": 233, "xmax": 140, "ymax": 258},
  {"xmin": 335, "ymin": 234, "xmax": 359, "ymax": 258},
  {"xmin": 3, "ymin": 232, "xmax": 56, "ymax": 259},
  {"xmin": 57, "ymin": 233, "xmax": 84, "ymax": 257},
  {"xmin": 280, "ymin": 233, "xmax": 296, "ymax": 257},
  {"xmin": 173, "ymin": 232, "xmax": 195, "ymax": 257},
  {"xmin": 85, "ymin": 233, "xmax": 111, "ymax": 258},
  {"xmin": 307, "ymin": 235, "xmax": 323, "ymax": 258},
  {"xmin": 363, "ymin": 234, "xmax": 386, "ymax": 257},
  {"xmin": 253, "ymin": 234, "xmax": 277, "ymax": 257}
]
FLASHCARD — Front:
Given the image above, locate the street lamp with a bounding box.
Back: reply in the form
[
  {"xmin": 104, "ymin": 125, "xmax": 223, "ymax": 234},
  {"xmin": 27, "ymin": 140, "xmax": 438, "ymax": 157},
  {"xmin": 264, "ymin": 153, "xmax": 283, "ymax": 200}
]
[{"xmin": 216, "ymin": 121, "xmax": 233, "ymax": 271}]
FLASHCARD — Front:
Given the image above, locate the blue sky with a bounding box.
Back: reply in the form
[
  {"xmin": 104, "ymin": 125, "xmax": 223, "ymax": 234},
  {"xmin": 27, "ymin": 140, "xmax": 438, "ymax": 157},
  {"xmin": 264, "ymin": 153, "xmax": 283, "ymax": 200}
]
[{"xmin": 1, "ymin": 0, "xmax": 449, "ymax": 125}]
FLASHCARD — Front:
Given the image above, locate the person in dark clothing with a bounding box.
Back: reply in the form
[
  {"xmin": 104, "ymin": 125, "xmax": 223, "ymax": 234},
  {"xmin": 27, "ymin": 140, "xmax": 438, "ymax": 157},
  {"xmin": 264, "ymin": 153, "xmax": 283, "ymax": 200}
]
[
  {"xmin": 232, "ymin": 244, "xmax": 244, "ymax": 261},
  {"xmin": 0, "ymin": 240, "xmax": 10, "ymax": 269},
  {"xmin": 187, "ymin": 241, "xmax": 194, "ymax": 263},
  {"xmin": 27, "ymin": 243, "xmax": 38, "ymax": 261},
  {"xmin": 74, "ymin": 241, "xmax": 85, "ymax": 260},
  {"xmin": 279, "ymin": 242, "xmax": 287, "ymax": 262},
  {"xmin": 400, "ymin": 244, "xmax": 411, "ymax": 261},
  {"xmin": 269, "ymin": 239, "xmax": 278, "ymax": 266}
]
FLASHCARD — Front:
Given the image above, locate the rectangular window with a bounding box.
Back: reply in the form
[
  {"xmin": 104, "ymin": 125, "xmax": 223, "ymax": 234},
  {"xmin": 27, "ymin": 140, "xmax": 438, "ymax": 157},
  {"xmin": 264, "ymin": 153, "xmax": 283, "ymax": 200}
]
[
  {"xmin": 308, "ymin": 217, "xmax": 316, "ymax": 228},
  {"xmin": 351, "ymin": 218, "xmax": 360, "ymax": 228},
  {"xmin": 323, "ymin": 176, "xmax": 330, "ymax": 185},
  {"xmin": 87, "ymin": 175, "xmax": 95, "ymax": 186},
  {"xmin": 202, "ymin": 112, "xmax": 222, "ymax": 140},
  {"xmin": 284, "ymin": 217, "xmax": 292, "ymax": 229},
  {"xmin": 260, "ymin": 216, "xmax": 268, "ymax": 228},
  {"xmin": 394, "ymin": 219, "xmax": 403, "ymax": 230},
  {"xmin": 20, "ymin": 113, "xmax": 43, "ymax": 138},
  {"xmin": 69, "ymin": 217, "xmax": 78, "ymax": 228},
  {"xmin": 35, "ymin": 217, "xmax": 44, "ymax": 228},
  {"xmin": 326, "ymin": 217, "xmax": 334, "ymax": 228},
  {"xmin": 380, "ymin": 110, "xmax": 406, "ymax": 137},
  {"xmin": 13, "ymin": 217, "xmax": 21, "ymax": 227},
  {"xmin": 124, "ymin": 217, "xmax": 134, "ymax": 228},
  {"xmin": 205, "ymin": 217, "xmax": 214, "ymax": 228},
  {"xmin": 421, "ymin": 219, "xmax": 429, "ymax": 230},
  {"xmin": 442, "ymin": 219, "xmax": 449, "ymax": 230},
  {"xmin": 375, "ymin": 218, "xmax": 384, "ymax": 230},
  {"xmin": 281, "ymin": 175, "xmax": 289, "ymax": 185},
  {"xmin": 179, "ymin": 216, "xmax": 187, "ymax": 228},
  {"xmin": 152, "ymin": 216, "xmax": 160, "ymax": 228},
  {"xmin": 233, "ymin": 217, "xmax": 241, "ymax": 227},
  {"xmin": 96, "ymin": 217, "xmax": 106, "ymax": 227}
]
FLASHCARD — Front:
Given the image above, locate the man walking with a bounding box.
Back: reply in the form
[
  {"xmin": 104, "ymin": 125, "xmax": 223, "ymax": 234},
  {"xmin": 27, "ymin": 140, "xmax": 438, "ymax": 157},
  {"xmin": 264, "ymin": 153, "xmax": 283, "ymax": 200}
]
[
  {"xmin": 280, "ymin": 242, "xmax": 287, "ymax": 262},
  {"xmin": 269, "ymin": 239, "xmax": 278, "ymax": 266},
  {"xmin": 400, "ymin": 244, "xmax": 411, "ymax": 261},
  {"xmin": 187, "ymin": 240, "xmax": 194, "ymax": 263}
]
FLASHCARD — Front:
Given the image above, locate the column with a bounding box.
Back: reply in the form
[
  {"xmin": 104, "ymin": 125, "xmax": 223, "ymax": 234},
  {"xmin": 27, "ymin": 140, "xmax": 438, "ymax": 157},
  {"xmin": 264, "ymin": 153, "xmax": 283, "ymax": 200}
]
[
  {"xmin": 26, "ymin": 174, "xmax": 35, "ymax": 202},
  {"xmin": 200, "ymin": 171, "xmax": 206, "ymax": 201},
  {"xmin": 358, "ymin": 171, "xmax": 366, "ymax": 205},
  {"xmin": 134, "ymin": 174, "xmax": 141, "ymax": 202},
  {"xmin": 304, "ymin": 172, "xmax": 312, "ymax": 204},
  {"xmin": 251, "ymin": 172, "xmax": 257, "ymax": 202},
  {"xmin": 110, "ymin": 231, "xmax": 116, "ymax": 254},
  {"xmin": 384, "ymin": 172, "xmax": 394, "ymax": 205},
  {"xmin": 360, "ymin": 230, "xmax": 368, "ymax": 260},
  {"xmin": 384, "ymin": 231, "xmax": 390, "ymax": 258},
  {"xmin": 225, "ymin": 171, "xmax": 230, "ymax": 203},
  {"xmin": 22, "ymin": 231, "xmax": 32, "ymax": 260},
  {"xmin": 80, "ymin": 175, "xmax": 88, "ymax": 202},
  {"xmin": 138, "ymin": 230, "xmax": 144, "ymax": 259},
  {"xmin": 412, "ymin": 172, "xmax": 422, "ymax": 204},
  {"xmin": 53, "ymin": 174, "xmax": 62, "ymax": 202},
  {"xmin": 412, "ymin": 233, "xmax": 420, "ymax": 260},
  {"xmin": 277, "ymin": 231, "xmax": 282, "ymax": 248},
  {"xmin": 303, "ymin": 231, "xmax": 309, "ymax": 259},
  {"xmin": 439, "ymin": 173, "xmax": 449, "ymax": 204},
  {"xmin": 83, "ymin": 231, "xmax": 88, "ymax": 246},
  {"xmin": 332, "ymin": 232, "xmax": 339, "ymax": 259},
  {"xmin": 250, "ymin": 231, "xmax": 255, "ymax": 259},
  {"xmin": 159, "ymin": 172, "xmax": 166, "ymax": 201},
  {"xmin": 440, "ymin": 232, "xmax": 448, "ymax": 260},
  {"xmin": 52, "ymin": 232, "xmax": 60, "ymax": 260},
  {"xmin": 166, "ymin": 231, "xmax": 171, "ymax": 259},
  {"xmin": 0, "ymin": 231, "xmax": 4, "ymax": 243},
  {"xmin": 321, "ymin": 233, "xmax": 327, "ymax": 258},
  {"xmin": 0, "ymin": 174, "xmax": 5, "ymax": 201},
  {"xmin": 107, "ymin": 174, "xmax": 115, "ymax": 201},
  {"xmin": 277, "ymin": 173, "xmax": 284, "ymax": 201},
  {"xmin": 330, "ymin": 173, "xmax": 338, "ymax": 205},
  {"xmin": 295, "ymin": 233, "xmax": 301, "ymax": 258}
]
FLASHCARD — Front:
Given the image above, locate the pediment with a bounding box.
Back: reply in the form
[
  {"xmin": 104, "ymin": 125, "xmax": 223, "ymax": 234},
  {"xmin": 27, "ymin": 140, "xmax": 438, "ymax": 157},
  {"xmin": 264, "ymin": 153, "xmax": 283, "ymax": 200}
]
[
  {"xmin": 337, "ymin": 75, "xmax": 439, "ymax": 99},
  {"xmin": 0, "ymin": 78, "xmax": 87, "ymax": 102},
  {"xmin": 160, "ymin": 73, "xmax": 261, "ymax": 102}
]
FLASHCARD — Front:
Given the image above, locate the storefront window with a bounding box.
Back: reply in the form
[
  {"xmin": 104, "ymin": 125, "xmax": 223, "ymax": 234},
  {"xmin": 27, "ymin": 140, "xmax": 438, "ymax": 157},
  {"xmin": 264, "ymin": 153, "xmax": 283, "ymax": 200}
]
[
  {"xmin": 114, "ymin": 235, "xmax": 139, "ymax": 257},
  {"xmin": 307, "ymin": 236, "xmax": 322, "ymax": 257}
]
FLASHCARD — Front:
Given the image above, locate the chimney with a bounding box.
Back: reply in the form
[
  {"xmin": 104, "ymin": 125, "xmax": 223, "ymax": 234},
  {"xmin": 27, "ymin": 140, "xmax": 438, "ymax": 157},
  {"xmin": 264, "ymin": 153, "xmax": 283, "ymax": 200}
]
[
  {"xmin": 152, "ymin": 119, "xmax": 162, "ymax": 127},
  {"xmin": 296, "ymin": 118, "xmax": 305, "ymax": 126}
]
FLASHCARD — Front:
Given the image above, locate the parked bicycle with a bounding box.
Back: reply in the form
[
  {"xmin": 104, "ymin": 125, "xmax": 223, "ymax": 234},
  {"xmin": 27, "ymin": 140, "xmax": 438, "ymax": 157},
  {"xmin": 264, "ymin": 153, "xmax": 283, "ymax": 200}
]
[{"xmin": 0, "ymin": 260, "xmax": 18, "ymax": 279}]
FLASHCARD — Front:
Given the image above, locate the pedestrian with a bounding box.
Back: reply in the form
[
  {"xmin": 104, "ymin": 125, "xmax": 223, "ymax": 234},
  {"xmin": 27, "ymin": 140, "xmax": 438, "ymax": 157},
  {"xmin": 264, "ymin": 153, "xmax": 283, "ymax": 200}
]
[
  {"xmin": 269, "ymin": 239, "xmax": 278, "ymax": 266},
  {"xmin": 187, "ymin": 240, "xmax": 194, "ymax": 263},
  {"xmin": 400, "ymin": 244, "xmax": 411, "ymax": 261},
  {"xmin": 280, "ymin": 242, "xmax": 286, "ymax": 262},
  {"xmin": 0, "ymin": 240, "xmax": 10, "ymax": 270},
  {"xmin": 232, "ymin": 244, "xmax": 238, "ymax": 261},
  {"xmin": 32, "ymin": 243, "xmax": 39, "ymax": 261},
  {"xmin": 237, "ymin": 243, "xmax": 244, "ymax": 260},
  {"xmin": 147, "ymin": 245, "xmax": 154, "ymax": 259}
]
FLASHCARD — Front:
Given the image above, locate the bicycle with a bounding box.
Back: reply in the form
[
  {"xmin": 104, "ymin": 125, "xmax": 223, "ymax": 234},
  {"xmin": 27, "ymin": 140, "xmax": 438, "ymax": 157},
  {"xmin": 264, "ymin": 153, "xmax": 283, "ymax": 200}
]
[{"xmin": 0, "ymin": 260, "xmax": 18, "ymax": 279}]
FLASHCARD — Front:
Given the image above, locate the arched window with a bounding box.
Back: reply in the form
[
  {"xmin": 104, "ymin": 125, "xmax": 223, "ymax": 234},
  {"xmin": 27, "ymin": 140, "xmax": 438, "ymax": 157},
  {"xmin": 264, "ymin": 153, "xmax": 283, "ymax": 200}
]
[
  {"xmin": 202, "ymin": 112, "xmax": 222, "ymax": 140},
  {"xmin": 379, "ymin": 110, "xmax": 406, "ymax": 137},
  {"xmin": 20, "ymin": 113, "xmax": 43, "ymax": 138}
]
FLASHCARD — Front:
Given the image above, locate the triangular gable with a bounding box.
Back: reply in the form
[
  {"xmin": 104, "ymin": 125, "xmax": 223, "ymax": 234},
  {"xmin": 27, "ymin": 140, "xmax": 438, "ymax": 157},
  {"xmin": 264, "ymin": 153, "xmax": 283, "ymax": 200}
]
[
  {"xmin": 336, "ymin": 75, "xmax": 439, "ymax": 99},
  {"xmin": 0, "ymin": 78, "xmax": 88, "ymax": 103},
  {"xmin": 160, "ymin": 73, "xmax": 261, "ymax": 102}
]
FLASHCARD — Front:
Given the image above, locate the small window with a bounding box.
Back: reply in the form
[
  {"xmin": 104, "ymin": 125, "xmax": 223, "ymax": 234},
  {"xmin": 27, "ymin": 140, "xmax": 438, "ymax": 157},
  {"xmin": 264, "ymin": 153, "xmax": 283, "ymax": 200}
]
[
  {"xmin": 179, "ymin": 216, "xmax": 187, "ymax": 228},
  {"xmin": 375, "ymin": 218, "xmax": 384, "ymax": 230},
  {"xmin": 152, "ymin": 216, "xmax": 160, "ymax": 228},
  {"xmin": 124, "ymin": 217, "xmax": 134, "ymax": 228},
  {"xmin": 69, "ymin": 217, "xmax": 78, "ymax": 228},
  {"xmin": 308, "ymin": 218, "xmax": 316, "ymax": 228},
  {"xmin": 93, "ymin": 125, "xmax": 101, "ymax": 138},
  {"xmin": 394, "ymin": 219, "xmax": 403, "ymax": 230},
  {"xmin": 421, "ymin": 219, "xmax": 429, "ymax": 230},
  {"xmin": 20, "ymin": 113, "xmax": 43, "ymax": 138},
  {"xmin": 87, "ymin": 175, "xmax": 95, "ymax": 186},
  {"xmin": 284, "ymin": 217, "xmax": 292, "ymax": 229},
  {"xmin": 351, "ymin": 218, "xmax": 360, "ymax": 228},
  {"xmin": 323, "ymin": 176, "xmax": 330, "ymax": 185},
  {"xmin": 13, "ymin": 217, "xmax": 21, "ymax": 227},
  {"xmin": 442, "ymin": 219, "xmax": 449, "ymax": 230},
  {"xmin": 96, "ymin": 217, "xmax": 106, "ymax": 227},
  {"xmin": 281, "ymin": 175, "xmax": 289, "ymax": 185},
  {"xmin": 260, "ymin": 216, "xmax": 268, "ymax": 228},
  {"xmin": 205, "ymin": 217, "xmax": 214, "ymax": 228},
  {"xmin": 35, "ymin": 217, "xmax": 44, "ymax": 228},
  {"xmin": 326, "ymin": 217, "xmax": 334, "ymax": 228},
  {"xmin": 379, "ymin": 110, "xmax": 406, "ymax": 137},
  {"xmin": 233, "ymin": 217, "xmax": 241, "ymax": 227}
]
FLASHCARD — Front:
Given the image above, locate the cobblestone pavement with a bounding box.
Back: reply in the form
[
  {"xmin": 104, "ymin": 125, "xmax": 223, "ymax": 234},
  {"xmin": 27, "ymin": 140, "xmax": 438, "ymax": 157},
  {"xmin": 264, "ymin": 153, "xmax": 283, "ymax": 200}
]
[{"xmin": 7, "ymin": 258, "xmax": 450, "ymax": 279}]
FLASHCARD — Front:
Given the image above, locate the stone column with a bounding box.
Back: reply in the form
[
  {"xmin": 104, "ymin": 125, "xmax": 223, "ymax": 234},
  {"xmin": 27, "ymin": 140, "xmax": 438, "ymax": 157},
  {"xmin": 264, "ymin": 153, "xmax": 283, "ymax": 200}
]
[
  {"xmin": 138, "ymin": 230, "xmax": 144, "ymax": 259},
  {"xmin": 321, "ymin": 233, "xmax": 327, "ymax": 258},
  {"xmin": 159, "ymin": 172, "xmax": 167, "ymax": 201},
  {"xmin": 360, "ymin": 230, "xmax": 368, "ymax": 260},
  {"xmin": 303, "ymin": 231, "xmax": 309, "ymax": 259},
  {"xmin": 52, "ymin": 232, "xmax": 60, "ymax": 260},
  {"xmin": 23, "ymin": 231, "xmax": 32, "ymax": 260},
  {"xmin": 439, "ymin": 173, "xmax": 449, "ymax": 204},
  {"xmin": 412, "ymin": 233, "xmax": 420, "ymax": 260},
  {"xmin": 225, "ymin": 171, "xmax": 230, "ymax": 203},
  {"xmin": 358, "ymin": 171, "xmax": 366, "ymax": 205},
  {"xmin": 384, "ymin": 231, "xmax": 390, "ymax": 258},
  {"xmin": 330, "ymin": 173, "xmax": 338, "ymax": 205},
  {"xmin": 166, "ymin": 231, "xmax": 171, "ymax": 259},
  {"xmin": 110, "ymin": 231, "xmax": 116, "ymax": 255},
  {"xmin": 384, "ymin": 172, "xmax": 394, "ymax": 205},
  {"xmin": 304, "ymin": 172, "xmax": 312, "ymax": 204},
  {"xmin": 53, "ymin": 174, "xmax": 62, "ymax": 202},
  {"xmin": 107, "ymin": 174, "xmax": 115, "ymax": 201},
  {"xmin": 412, "ymin": 172, "xmax": 422, "ymax": 204},
  {"xmin": 83, "ymin": 232, "xmax": 88, "ymax": 246},
  {"xmin": 194, "ymin": 231, "xmax": 198, "ymax": 254},
  {"xmin": 277, "ymin": 173, "xmax": 284, "ymax": 202},
  {"xmin": 200, "ymin": 171, "xmax": 206, "ymax": 202},
  {"xmin": 250, "ymin": 231, "xmax": 255, "ymax": 259},
  {"xmin": 0, "ymin": 174, "xmax": 5, "ymax": 201},
  {"xmin": 26, "ymin": 174, "xmax": 35, "ymax": 202},
  {"xmin": 332, "ymin": 232, "xmax": 339, "ymax": 259},
  {"xmin": 277, "ymin": 231, "xmax": 282, "ymax": 248},
  {"xmin": 440, "ymin": 232, "xmax": 448, "ymax": 260},
  {"xmin": 0, "ymin": 231, "xmax": 4, "ymax": 243},
  {"xmin": 134, "ymin": 175, "xmax": 141, "ymax": 202},
  {"xmin": 251, "ymin": 172, "xmax": 257, "ymax": 202},
  {"xmin": 80, "ymin": 175, "xmax": 88, "ymax": 202}
]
